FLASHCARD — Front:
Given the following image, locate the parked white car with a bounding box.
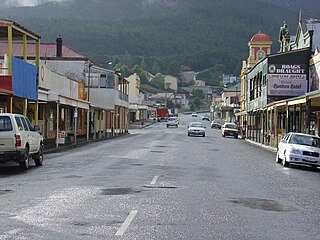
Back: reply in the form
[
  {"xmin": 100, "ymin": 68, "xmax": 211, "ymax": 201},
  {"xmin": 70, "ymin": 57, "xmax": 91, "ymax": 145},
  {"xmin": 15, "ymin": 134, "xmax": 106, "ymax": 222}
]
[
  {"xmin": 187, "ymin": 122, "xmax": 205, "ymax": 137},
  {"xmin": 276, "ymin": 132, "xmax": 320, "ymax": 168},
  {"xmin": 0, "ymin": 113, "xmax": 44, "ymax": 170}
]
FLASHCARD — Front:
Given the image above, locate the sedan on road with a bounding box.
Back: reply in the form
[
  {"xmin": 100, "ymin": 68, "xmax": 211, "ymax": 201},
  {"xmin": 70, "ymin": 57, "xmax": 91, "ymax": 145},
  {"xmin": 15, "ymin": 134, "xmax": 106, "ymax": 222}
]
[
  {"xmin": 276, "ymin": 132, "xmax": 320, "ymax": 168},
  {"xmin": 221, "ymin": 122, "xmax": 238, "ymax": 138},
  {"xmin": 187, "ymin": 122, "xmax": 206, "ymax": 137}
]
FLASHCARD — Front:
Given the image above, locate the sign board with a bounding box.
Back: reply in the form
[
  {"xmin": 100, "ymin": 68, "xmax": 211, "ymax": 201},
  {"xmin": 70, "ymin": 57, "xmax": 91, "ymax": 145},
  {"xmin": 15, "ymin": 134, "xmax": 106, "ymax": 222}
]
[
  {"xmin": 57, "ymin": 131, "xmax": 66, "ymax": 144},
  {"xmin": 268, "ymin": 64, "xmax": 307, "ymax": 96}
]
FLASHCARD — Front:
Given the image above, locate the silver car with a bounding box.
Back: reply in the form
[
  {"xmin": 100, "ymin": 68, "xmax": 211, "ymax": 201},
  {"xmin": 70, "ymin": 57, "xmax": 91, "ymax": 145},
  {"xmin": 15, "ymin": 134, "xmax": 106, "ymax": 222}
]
[{"xmin": 187, "ymin": 122, "xmax": 205, "ymax": 137}]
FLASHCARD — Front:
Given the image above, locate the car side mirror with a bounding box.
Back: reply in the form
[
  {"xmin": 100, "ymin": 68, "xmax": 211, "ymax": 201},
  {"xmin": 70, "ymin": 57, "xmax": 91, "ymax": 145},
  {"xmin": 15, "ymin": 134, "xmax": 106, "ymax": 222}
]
[{"xmin": 33, "ymin": 125, "xmax": 40, "ymax": 131}]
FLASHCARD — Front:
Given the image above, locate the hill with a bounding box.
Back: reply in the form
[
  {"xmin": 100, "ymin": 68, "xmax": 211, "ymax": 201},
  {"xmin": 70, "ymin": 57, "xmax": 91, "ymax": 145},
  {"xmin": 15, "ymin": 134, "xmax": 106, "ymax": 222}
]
[{"xmin": 1, "ymin": 0, "xmax": 316, "ymax": 79}]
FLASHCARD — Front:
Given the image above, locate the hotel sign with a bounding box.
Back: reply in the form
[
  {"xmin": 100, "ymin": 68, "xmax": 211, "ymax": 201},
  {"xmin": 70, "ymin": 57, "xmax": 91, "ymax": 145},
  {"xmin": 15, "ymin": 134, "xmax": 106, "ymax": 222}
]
[{"xmin": 267, "ymin": 64, "xmax": 307, "ymax": 96}]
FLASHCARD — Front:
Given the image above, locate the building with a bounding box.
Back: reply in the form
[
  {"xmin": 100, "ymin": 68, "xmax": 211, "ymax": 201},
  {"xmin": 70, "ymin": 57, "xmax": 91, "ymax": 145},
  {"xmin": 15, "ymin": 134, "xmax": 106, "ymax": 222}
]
[
  {"xmin": 164, "ymin": 75, "xmax": 178, "ymax": 91},
  {"xmin": 0, "ymin": 18, "xmax": 40, "ymax": 125},
  {"xmin": 240, "ymin": 15, "xmax": 320, "ymax": 147},
  {"xmin": 127, "ymin": 73, "xmax": 148, "ymax": 122}
]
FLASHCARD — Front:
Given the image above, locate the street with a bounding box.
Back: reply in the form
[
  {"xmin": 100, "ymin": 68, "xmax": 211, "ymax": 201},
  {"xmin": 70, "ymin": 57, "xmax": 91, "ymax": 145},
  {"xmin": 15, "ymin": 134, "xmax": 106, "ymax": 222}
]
[{"xmin": 0, "ymin": 114, "xmax": 320, "ymax": 240}]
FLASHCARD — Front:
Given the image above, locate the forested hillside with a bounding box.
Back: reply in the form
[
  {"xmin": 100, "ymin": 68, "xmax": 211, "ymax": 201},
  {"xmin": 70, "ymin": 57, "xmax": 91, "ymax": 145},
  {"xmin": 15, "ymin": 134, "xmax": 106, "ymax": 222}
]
[{"xmin": 1, "ymin": 0, "xmax": 312, "ymax": 82}]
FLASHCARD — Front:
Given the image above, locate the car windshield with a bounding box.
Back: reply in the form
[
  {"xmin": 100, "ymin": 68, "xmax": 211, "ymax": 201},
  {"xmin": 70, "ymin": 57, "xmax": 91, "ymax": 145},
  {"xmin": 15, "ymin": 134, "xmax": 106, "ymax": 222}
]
[
  {"xmin": 190, "ymin": 123, "xmax": 204, "ymax": 128},
  {"xmin": 225, "ymin": 124, "xmax": 237, "ymax": 129},
  {"xmin": 289, "ymin": 135, "xmax": 320, "ymax": 147}
]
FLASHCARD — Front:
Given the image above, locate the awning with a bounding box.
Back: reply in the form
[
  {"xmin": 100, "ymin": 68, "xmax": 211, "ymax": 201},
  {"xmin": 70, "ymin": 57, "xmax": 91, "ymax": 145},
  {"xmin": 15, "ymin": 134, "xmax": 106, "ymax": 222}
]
[{"xmin": 287, "ymin": 97, "xmax": 307, "ymax": 106}]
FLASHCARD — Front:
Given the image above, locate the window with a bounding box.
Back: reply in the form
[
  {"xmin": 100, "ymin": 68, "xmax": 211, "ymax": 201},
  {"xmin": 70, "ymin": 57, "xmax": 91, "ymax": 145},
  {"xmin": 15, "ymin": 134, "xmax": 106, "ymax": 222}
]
[
  {"xmin": 0, "ymin": 116, "xmax": 13, "ymax": 131},
  {"xmin": 15, "ymin": 116, "xmax": 24, "ymax": 131},
  {"xmin": 21, "ymin": 117, "xmax": 30, "ymax": 131},
  {"xmin": 24, "ymin": 117, "xmax": 34, "ymax": 131}
]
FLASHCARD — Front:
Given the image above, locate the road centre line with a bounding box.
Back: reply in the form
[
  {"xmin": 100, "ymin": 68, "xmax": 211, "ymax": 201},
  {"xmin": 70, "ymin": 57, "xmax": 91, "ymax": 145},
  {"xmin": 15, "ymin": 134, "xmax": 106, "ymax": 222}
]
[
  {"xmin": 150, "ymin": 175, "xmax": 159, "ymax": 185},
  {"xmin": 115, "ymin": 210, "xmax": 138, "ymax": 236}
]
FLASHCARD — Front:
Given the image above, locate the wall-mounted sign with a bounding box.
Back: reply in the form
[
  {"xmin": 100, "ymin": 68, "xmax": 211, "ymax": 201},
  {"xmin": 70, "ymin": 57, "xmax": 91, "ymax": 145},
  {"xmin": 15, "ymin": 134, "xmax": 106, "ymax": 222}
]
[
  {"xmin": 268, "ymin": 64, "xmax": 307, "ymax": 74},
  {"xmin": 267, "ymin": 74, "xmax": 307, "ymax": 96}
]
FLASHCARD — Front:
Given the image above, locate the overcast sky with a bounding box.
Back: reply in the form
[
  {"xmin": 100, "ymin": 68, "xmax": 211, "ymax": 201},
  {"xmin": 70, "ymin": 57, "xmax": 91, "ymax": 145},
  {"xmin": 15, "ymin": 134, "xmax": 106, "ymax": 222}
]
[{"xmin": 4, "ymin": 0, "xmax": 66, "ymax": 7}]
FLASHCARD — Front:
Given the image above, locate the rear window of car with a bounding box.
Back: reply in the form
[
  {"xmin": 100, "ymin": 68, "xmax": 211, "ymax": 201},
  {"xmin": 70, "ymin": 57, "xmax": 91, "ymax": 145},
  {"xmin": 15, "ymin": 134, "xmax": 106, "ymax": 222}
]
[
  {"xmin": 190, "ymin": 123, "xmax": 204, "ymax": 128},
  {"xmin": 225, "ymin": 124, "xmax": 237, "ymax": 129},
  {"xmin": 0, "ymin": 116, "xmax": 13, "ymax": 131}
]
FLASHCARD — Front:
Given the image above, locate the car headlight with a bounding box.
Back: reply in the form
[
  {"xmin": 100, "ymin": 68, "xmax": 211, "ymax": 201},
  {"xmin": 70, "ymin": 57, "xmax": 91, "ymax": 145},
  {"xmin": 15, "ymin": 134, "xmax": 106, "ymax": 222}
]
[{"xmin": 290, "ymin": 148, "xmax": 302, "ymax": 155}]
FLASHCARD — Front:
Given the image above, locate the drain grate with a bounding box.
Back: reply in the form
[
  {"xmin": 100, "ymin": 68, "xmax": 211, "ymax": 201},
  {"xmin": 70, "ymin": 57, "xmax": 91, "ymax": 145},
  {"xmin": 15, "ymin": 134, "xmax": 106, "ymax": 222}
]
[
  {"xmin": 101, "ymin": 188, "xmax": 143, "ymax": 195},
  {"xmin": 150, "ymin": 150, "xmax": 164, "ymax": 153},
  {"xmin": 228, "ymin": 198, "xmax": 297, "ymax": 212}
]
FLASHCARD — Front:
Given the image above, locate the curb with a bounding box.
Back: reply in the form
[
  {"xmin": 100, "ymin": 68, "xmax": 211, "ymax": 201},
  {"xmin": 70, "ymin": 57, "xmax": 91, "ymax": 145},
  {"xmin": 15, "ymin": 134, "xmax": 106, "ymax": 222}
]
[{"xmin": 244, "ymin": 138, "xmax": 277, "ymax": 153}]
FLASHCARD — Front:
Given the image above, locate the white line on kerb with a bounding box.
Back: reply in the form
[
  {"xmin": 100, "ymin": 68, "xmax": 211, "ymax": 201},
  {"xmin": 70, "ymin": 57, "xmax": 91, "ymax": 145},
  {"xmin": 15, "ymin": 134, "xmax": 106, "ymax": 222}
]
[
  {"xmin": 115, "ymin": 210, "xmax": 138, "ymax": 236},
  {"xmin": 150, "ymin": 175, "xmax": 159, "ymax": 185}
]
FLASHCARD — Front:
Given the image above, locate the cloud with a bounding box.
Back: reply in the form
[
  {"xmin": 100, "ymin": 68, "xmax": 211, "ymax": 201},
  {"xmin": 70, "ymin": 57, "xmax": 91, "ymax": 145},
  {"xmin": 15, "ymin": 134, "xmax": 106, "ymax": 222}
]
[{"xmin": 3, "ymin": 0, "xmax": 66, "ymax": 7}]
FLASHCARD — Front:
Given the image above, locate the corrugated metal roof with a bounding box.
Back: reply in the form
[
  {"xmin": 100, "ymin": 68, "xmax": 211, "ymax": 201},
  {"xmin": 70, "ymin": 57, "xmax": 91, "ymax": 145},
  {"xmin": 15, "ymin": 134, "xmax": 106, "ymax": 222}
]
[{"xmin": 0, "ymin": 42, "xmax": 86, "ymax": 59}]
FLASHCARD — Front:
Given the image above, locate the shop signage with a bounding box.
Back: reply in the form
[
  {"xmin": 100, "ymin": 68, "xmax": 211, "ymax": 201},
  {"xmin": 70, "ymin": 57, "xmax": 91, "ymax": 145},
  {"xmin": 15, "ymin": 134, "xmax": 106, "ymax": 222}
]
[
  {"xmin": 267, "ymin": 63, "xmax": 307, "ymax": 96},
  {"xmin": 57, "ymin": 131, "xmax": 66, "ymax": 144},
  {"xmin": 267, "ymin": 75, "xmax": 307, "ymax": 96},
  {"xmin": 268, "ymin": 64, "xmax": 307, "ymax": 74}
]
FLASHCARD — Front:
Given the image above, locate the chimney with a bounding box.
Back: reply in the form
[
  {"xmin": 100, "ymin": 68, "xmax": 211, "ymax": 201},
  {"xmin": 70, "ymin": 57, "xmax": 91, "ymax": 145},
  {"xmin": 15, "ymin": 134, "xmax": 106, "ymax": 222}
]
[{"xmin": 56, "ymin": 35, "xmax": 63, "ymax": 57}]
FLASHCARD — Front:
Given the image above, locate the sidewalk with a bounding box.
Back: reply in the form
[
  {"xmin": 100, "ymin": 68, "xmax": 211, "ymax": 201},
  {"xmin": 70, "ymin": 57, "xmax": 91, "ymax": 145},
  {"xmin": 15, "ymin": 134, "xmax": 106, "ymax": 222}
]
[
  {"xmin": 243, "ymin": 138, "xmax": 277, "ymax": 153},
  {"xmin": 128, "ymin": 119, "xmax": 156, "ymax": 129},
  {"xmin": 44, "ymin": 120, "xmax": 156, "ymax": 154},
  {"xmin": 43, "ymin": 134, "xmax": 127, "ymax": 154}
]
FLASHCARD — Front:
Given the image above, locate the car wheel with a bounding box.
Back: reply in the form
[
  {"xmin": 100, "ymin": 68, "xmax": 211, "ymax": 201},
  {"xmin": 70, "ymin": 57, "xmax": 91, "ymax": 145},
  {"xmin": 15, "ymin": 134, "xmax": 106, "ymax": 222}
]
[
  {"xmin": 19, "ymin": 147, "xmax": 30, "ymax": 170},
  {"xmin": 166, "ymin": 125, "xmax": 168, "ymax": 128},
  {"xmin": 34, "ymin": 145, "xmax": 44, "ymax": 166},
  {"xmin": 234, "ymin": 135, "xmax": 238, "ymax": 139},
  {"xmin": 276, "ymin": 151, "xmax": 282, "ymax": 163},
  {"xmin": 188, "ymin": 133, "xmax": 190, "ymax": 136},
  {"xmin": 222, "ymin": 133, "xmax": 225, "ymax": 137},
  {"xmin": 282, "ymin": 155, "xmax": 290, "ymax": 168},
  {"xmin": 203, "ymin": 134, "xmax": 205, "ymax": 137}
]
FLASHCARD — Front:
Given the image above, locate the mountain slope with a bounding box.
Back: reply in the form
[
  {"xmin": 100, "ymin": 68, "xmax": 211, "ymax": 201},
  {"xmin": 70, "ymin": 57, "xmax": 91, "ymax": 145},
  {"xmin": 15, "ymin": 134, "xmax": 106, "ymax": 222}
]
[{"xmin": 0, "ymin": 0, "xmax": 313, "ymax": 76}]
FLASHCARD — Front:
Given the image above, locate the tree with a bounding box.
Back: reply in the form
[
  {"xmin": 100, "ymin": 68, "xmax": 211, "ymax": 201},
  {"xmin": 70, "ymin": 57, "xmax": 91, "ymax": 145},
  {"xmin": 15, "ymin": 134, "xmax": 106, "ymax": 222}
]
[
  {"xmin": 150, "ymin": 73, "xmax": 165, "ymax": 90},
  {"xmin": 193, "ymin": 97, "xmax": 201, "ymax": 109}
]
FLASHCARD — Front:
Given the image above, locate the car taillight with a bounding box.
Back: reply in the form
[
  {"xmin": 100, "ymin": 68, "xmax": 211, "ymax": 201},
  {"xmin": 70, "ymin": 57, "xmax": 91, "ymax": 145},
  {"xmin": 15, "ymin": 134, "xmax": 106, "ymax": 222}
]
[{"xmin": 15, "ymin": 134, "xmax": 21, "ymax": 147}]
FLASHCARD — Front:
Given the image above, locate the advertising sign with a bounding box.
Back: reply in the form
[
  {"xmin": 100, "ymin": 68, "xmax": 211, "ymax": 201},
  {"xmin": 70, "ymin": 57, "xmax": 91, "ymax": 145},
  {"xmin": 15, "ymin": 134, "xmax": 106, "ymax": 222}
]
[
  {"xmin": 57, "ymin": 131, "xmax": 66, "ymax": 144},
  {"xmin": 267, "ymin": 64, "xmax": 307, "ymax": 96}
]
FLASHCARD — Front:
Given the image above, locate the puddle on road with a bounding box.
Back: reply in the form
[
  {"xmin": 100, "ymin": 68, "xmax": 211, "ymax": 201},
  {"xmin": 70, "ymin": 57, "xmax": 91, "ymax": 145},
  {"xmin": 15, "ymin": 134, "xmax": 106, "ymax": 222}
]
[
  {"xmin": 150, "ymin": 150, "xmax": 164, "ymax": 153},
  {"xmin": 207, "ymin": 149, "xmax": 219, "ymax": 152},
  {"xmin": 228, "ymin": 198, "xmax": 297, "ymax": 212},
  {"xmin": 101, "ymin": 188, "xmax": 144, "ymax": 195},
  {"xmin": 143, "ymin": 185, "xmax": 177, "ymax": 189},
  {"xmin": 128, "ymin": 163, "xmax": 144, "ymax": 166},
  {"xmin": 63, "ymin": 175, "xmax": 83, "ymax": 179},
  {"xmin": 0, "ymin": 189, "xmax": 12, "ymax": 195}
]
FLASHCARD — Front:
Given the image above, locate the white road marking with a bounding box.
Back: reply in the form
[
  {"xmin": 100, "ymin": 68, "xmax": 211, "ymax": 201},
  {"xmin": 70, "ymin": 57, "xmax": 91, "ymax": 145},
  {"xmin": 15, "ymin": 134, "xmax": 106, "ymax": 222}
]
[
  {"xmin": 150, "ymin": 175, "xmax": 159, "ymax": 185},
  {"xmin": 115, "ymin": 210, "xmax": 138, "ymax": 236}
]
